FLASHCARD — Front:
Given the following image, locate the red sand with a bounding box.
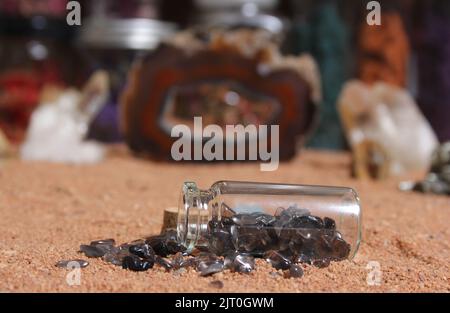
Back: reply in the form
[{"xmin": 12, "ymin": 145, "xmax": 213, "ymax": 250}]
[{"xmin": 0, "ymin": 147, "xmax": 448, "ymax": 292}]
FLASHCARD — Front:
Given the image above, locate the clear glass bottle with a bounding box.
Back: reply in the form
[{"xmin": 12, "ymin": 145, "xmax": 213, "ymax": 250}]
[{"xmin": 177, "ymin": 181, "xmax": 361, "ymax": 261}]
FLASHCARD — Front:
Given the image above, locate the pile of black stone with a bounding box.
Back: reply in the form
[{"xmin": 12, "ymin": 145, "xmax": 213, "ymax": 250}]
[
  {"xmin": 207, "ymin": 206, "xmax": 351, "ymax": 270},
  {"xmin": 58, "ymin": 206, "xmax": 351, "ymax": 279},
  {"xmin": 410, "ymin": 142, "xmax": 450, "ymax": 195}
]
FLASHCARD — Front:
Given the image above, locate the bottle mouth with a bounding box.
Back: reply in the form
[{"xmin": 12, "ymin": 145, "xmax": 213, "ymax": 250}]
[{"xmin": 177, "ymin": 182, "xmax": 209, "ymax": 252}]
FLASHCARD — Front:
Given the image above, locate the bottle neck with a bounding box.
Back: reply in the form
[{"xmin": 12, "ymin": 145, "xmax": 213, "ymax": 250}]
[{"xmin": 177, "ymin": 182, "xmax": 213, "ymax": 251}]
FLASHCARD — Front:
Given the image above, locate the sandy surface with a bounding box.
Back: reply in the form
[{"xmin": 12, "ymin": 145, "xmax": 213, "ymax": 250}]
[{"xmin": 0, "ymin": 147, "xmax": 449, "ymax": 292}]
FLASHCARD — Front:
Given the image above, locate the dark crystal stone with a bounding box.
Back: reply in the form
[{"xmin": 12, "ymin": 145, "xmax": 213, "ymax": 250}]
[
  {"xmin": 296, "ymin": 253, "xmax": 313, "ymax": 264},
  {"xmin": 89, "ymin": 239, "xmax": 117, "ymax": 256},
  {"xmin": 324, "ymin": 217, "xmax": 336, "ymax": 230},
  {"xmin": 207, "ymin": 219, "xmax": 221, "ymax": 231},
  {"xmin": 90, "ymin": 239, "xmax": 115, "ymax": 246},
  {"xmin": 330, "ymin": 236, "xmax": 351, "ymax": 260},
  {"xmin": 232, "ymin": 254, "xmax": 255, "ymax": 273},
  {"xmin": 79, "ymin": 244, "xmax": 105, "ymax": 258},
  {"xmin": 171, "ymin": 252, "xmax": 196, "ymax": 269},
  {"xmin": 102, "ymin": 244, "xmax": 131, "ymax": 266},
  {"xmin": 208, "ymin": 229, "xmax": 234, "ymax": 256},
  {"xmin": 274, "ymin": 213, "xmax": 292, "ymax": 237},
  {"xmin": 122, "ymin": 255, "xmax": 153, "ymax": 271},
  {"xmin": 55, "ymin": 259, "xmax": 89, "ymax": 268},
  {"xmin": 264, "ymin": 250, "xmax": 291, "ymax": 270},
  {"xmin": 197, "ymin": 260, "xmax": 224, "ymax": 276},
  {"xmin": 223, "ymin": 252, "xmax": 237, "ymax": 269},
  {"xmin": 276, "ymin": 206, "xmax": 309, "ymax": 218},
  {"xmin": 221, "ymin": 217, "xmax": 235, "ymax": 226},
  {"xmin": 311, "ymin": 258, "xmax": 331, "ymax": 268},
  {"xmin": 231, "ymin": 214, "xmax": 258, "ymax": 226},
  {"xmin": 171, "ymin": 252, "xmax": 184, "ymax": 269},
  {"xmin": 441, "ymin": 165, "xmax": 450, "ymax": 184},
  {"xmin": 221, "ymin": 203, "xmax": 236, "ymax": 218},
  {"xmin": 290, "ymin": 215, "xmax": 324, "ymax": 229},
  {"xmin": 155, "ymin": 256, "xmax": 173, "ymax": 271},
  {"xmin": 145, "ymin": 229, "xmax": 186, "ymax": 257},
  {"xmin": 193, "ymin": 252, "xmax": 220, "ymax": 268},
  {"xmin": 232, "ymin": 225, "xmax": 274, "ymax": 255},
  {"xmin": 129, "ymin": 243, "xmax": 155, "ymax": 261},
  {"xmin": 254, "ymin": 213, "xmax": 276, "ymax": 226},
  {"xmin": 315, "ymin": 233, "xmax": 335, "ymax": 256},
  {"xmin": 285, "ymin": 264, "xmax": 303, "ymax": 278},
  {"xmin": 103, "ymin": 252, "xmax": 124, "ymax": 266}
]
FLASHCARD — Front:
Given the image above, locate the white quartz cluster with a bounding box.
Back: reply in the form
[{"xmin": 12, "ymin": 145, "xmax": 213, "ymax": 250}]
[
  {"xmin": 339, "ymin": 81, "xmax": 438, "ymax": 177},
  {"xmin": 20, "ymin": 71, "xmax": 109, "ymax": 164}
]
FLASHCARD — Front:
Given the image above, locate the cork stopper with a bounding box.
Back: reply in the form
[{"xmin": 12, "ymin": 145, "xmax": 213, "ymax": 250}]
[{"xmin": 161, "ymin": 207, "xmax": 178, "ymax": 232}]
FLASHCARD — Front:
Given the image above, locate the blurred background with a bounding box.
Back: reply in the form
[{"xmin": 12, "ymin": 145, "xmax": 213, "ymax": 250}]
[{"xmin": 0, "ymin": 0, "xmax": 449, "ymax": 179}]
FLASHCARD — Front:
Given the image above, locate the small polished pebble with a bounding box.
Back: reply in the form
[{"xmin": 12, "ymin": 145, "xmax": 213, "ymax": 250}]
[
  {"xmin": 197, "ymin": 260, "xmax": 224, "ymax": 276},
  {"xmin": 264, "ymin": 250, "xmax": 292, "ymax": 270},
  {"xmin": 102, "ymin": 244, "xmax": 131, "ymax": 266},
  {"xmin": 171, "ymin": 252, "xmax": 197, "ymax": 269},
  {"xmin": 102, "ymin": 252, "xmax": 124, "ymax": 266},
  {"xmin": 146, "ymin": 229, "xmax": 186, "ymax": 257},
  {"xmin": 224, "ymin": 252, "xmax": 254, "ymax": 273},
  {"xmin": 407, "ymin": 142, "xmax": 450, "ymax": 195},
  {"xmin": 79, "ymin": 244, "xmax": 106, "ymax": 258},
  {"xmin": 55, "ymin": 259, "xmax": 89, "ymax": 268},
  {"xmin": 155, "ymin": 256, "xmax": 173, "ymax": 271},
  {"xmin": 284, "ymin": 264, "xmax": 303, "ymax": 278},
  {"xmin": 324, "ymin": 217, "xmax": 336, "ymax": 230},
  {"xmin": 88, "ymin": 239, "xmax": 118, "ymax": 256},
  {"xmin": 129, "ymin": 243, "xmax": 155, "ymax": 261},
  {"xmin": 90, "ymin": 239, "xmax": 115, "ymax": 246},
  {"xmin": 122, "ymin": 255, "xmax": 153, "ymax": 271},
  {"xmin": 311, "ymin": 258, "xmax": 331, "ymax": 268}
]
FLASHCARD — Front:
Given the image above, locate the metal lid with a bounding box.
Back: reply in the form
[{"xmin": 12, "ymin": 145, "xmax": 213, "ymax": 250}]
[{"xmin": 77, "ymin": 17, "xmax": 177, "ymax": 50}]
